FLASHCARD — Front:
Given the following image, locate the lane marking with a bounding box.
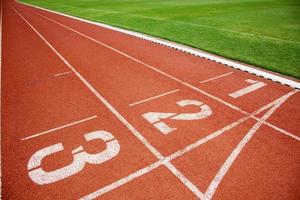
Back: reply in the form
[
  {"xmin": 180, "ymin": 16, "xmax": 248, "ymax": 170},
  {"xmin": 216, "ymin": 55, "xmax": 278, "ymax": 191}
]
[
  {"xmin": 81, "ymin": 160, "xmax": 164, "ymax": 200},
  {"xmin": 21, "ymin": 115, "xmax": 98, "ymax": 141},
  {"xmin": 13, "ymin": 7, "xmax": 204, "ymax": 199},
  {"xmin": 251, "ymin": 116, "xmax": 300, "ymax": 141},
  {"xmin": 0, "ymin": 0, "xmax": 3, "ymax": 197},
  {"xmin": 81, "ymin": 91, "xmax": 297, "ymax": 199},
  {"xmin": 17, "ymin": 1, "xmax": 300, "ymax": 89},
  {"xmin": 23, "ymin": 6, "xmax": 300, "ymax": 141},
  {"xmin": 200, "ymin": 72, "xmax": 233, "ymax": 84},
  {"xmin": 53, "ymin": 71, "xmax": 72, "ymax": 77},
  {"xmin": 204, "ymin": 89, "xmax": 297, "ymax": 200},
  {"xmin": 129, "ymin": 89, "xmax": 179, "ymax": 107},
  {"xmin": 28, "ymin": 10, "xmax": 248, "ymax": 115},
  {"xmin": 229, "ymin": 79, "xmax": 267, "ymax": 98}
]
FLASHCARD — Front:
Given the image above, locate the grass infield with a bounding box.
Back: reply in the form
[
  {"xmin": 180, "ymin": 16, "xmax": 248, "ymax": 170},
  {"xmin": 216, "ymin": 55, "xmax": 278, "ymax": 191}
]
[{"xmin": 20, "ymin": 0, "xmax": 300, "ymax": 79}]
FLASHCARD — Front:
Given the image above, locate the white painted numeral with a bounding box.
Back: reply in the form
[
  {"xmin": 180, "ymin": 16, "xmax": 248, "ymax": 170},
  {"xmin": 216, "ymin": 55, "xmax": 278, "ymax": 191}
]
[
  {"xmin": 28, "ymin": 131, "xmax": 120, "ymax": 185},
  {"xmin": 142, "ymin": 100, "xmax": 212, "ymax": 134},
  {"xmin": 229, "ymin": 79, "xmax": 266, "ymax": 98}
]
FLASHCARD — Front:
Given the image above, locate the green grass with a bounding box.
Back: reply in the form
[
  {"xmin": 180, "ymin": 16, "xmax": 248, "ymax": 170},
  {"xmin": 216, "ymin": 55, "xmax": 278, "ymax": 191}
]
[{"xmin": 20, "ymin": 0, "xmax": 300, "ymax": 79}]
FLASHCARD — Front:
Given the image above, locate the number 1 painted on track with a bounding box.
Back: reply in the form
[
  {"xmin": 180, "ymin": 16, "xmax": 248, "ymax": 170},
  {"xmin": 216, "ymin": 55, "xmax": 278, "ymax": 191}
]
[{"xmin": 229, "ymin": 79, "xmax": 266, "ymax": 98}]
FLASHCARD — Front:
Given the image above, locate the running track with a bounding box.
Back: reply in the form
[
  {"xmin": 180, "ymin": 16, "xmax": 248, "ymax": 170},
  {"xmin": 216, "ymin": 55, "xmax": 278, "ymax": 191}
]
[{"xmin": 2, "ymin": 0, "xmax": 300, "ymax": 199}]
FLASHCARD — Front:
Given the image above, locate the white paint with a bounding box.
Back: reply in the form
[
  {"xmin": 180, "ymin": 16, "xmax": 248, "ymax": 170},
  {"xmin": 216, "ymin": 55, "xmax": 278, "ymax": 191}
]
[
  {"xmin": 81, "ymin": 91, "xmax": 296, "ymax": 199},
  {"xmin": 54, "ymin": 71, "xmax": 72, "ymax": 77},
  {"xmin": 129, "ymin": 89, "xmax": 179, "ymax": 107},
  {"xmin": 27, "ymin": 9, "xmax": 248, "ymax": 115},
  {"xmin": 166, "ymin": 90, "xmax": 298, "ymax": 162},
  {"xmin": 21, "ymin": 115, "xmax": 98, "ymax": 141},
  {"xmin": 142, "ymin": 99, "xmax": 212, "ymax": 134},
  {"xmin": 28, "ymin": 131, "xmax": 120, "ymax": 185},
  {"xmin": 171, "ymin": 100, "xmax": 212, "ymax": 120},
  {"xmin": 13, "ymin": 7, "xmax": 202, "ymax": 198},
  {"xmin": 204, "ymin": 89, "xmax": 297, "ymax": 200},
  {"xmin": 251, "ymin": 116, "xmax": 300, "ymax": 141},
  {"xmin": 17, "ymin": 1, "xmax": 300, "ymax": 89},
  {"xmin": 164, "ymin": 162, "xmax": 205, "ymax": 200},
  {"xmin": 200, "ymin": 72, "xmax": 233, "ymax": 83},
  {"xmin": 0, "ymin": 0, "xmax": 3, "ymax": 197},
  {"xmin": 229, "ymin": 79, "xmax": 267, "ymax": 98},
  {"xmin": 80, "ymin": 160, "xmax": 164, "ymax": 200}
]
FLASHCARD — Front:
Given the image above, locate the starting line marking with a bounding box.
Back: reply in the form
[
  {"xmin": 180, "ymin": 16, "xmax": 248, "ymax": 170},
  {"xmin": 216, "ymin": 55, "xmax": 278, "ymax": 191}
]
[
  {"xmin": 53, "ymin": 71, "xmax": 72, "ymax": 77},
  {"xmin": 204, "ymin": 89, "xmax": 297, "ymax": 200},
  {"xmin": 200, "ymin": 72, "xmax": 233, "ymax": 84},
  {"xmin": 82, "ymin": 90, "xmax": 298, "ymax": 199},
  {"xmin": 21, "ymin": 115, "xmax": 98, "ymax": 141},
  {"xmin": 129, "ymin": 89, "xmax": 180, "ymax": 107},
  {"xmin": 13, "ymin": 7, "xmax": 204, "ymax": 199}
]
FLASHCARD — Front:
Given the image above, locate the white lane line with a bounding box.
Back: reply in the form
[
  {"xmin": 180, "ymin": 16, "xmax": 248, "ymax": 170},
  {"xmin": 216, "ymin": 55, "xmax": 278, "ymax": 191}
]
[
  {"xmin": 129, "ymin": 89, "xmax": 180, "ymax": 107},
  {"xmin": 21, "ymin": 115, "xmax": 98, "ymax": 141},
  {"xmin": 200, "ymin": 72, "xmax": 233, "ymax": 84},
  {"xmin": 29, "ymin": 11, "xmax": 248, "ymax": 115},
  {"xmin": 0, "ymin": 0, "xmax": 3, "ymax": 197},
  {"xmin": 54, "ymin": 71, "xmax": 72, "ymax": 77},
  {"xmin": 81, "ymin": 160, "xmax": 164, "ymax": 200},
  {"xmin": 164, "ymin": 162, "xmax": 206, "ymax": 200},
  {"xmin": 204, "ymin": 89, "xmax": 297, "ymax": 200},
  {"xmin": 229, "ymin": 79, "xmax": 267, "ymax": 98},
  {"xmin": 13, "ymin": 7, "xmax": 204, "ymax": 199},
  {"xmin": 165, "ymin": 90, "xmax": 294, "ymax": 162},
  {"xmin": 81, "ymin": 90, "xmax": 296, "ymax": 199},
  {"xmin": 251, "ymin": 116, "xmax": 300, "ymax": 141},
  {"xmin": 17, "ymin": 1, "xmax": 300, "ymax": 89}
]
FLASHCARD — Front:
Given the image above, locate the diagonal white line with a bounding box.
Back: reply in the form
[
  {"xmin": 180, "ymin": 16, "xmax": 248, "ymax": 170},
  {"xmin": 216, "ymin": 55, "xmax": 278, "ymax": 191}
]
[
  {"xmin": 30, "ymin": 10, "xmax": 248, "ymax": 115},
  {"xmin": 21, "ymin": 115, "xmax": 98, "ymax": 141},
  {"xmin": 204, "ymin": 89, "xmax": 298, "ymax": 200},
  {"xmin": 200, "ymin": 72, "xmax": 233, "ymax": 83},
  {"xmin": 12, "ymin": 6, "xmax": 204, "ymax": 199},
  {"xmin": 80, "ymin": 90, "xmax": 297, "ymax": 199},
  {"xmin": 129, "ymin": 89, "xmax": 180, "ymax": 107}
]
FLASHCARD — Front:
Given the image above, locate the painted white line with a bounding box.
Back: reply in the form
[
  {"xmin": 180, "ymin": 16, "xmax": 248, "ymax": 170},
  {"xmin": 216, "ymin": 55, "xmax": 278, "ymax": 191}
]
[
  {"xmin": 251, "ymin": 116, "xmax": 300, "ymax": 141},
  {"xmin": 28, "ymin": 11, "xmax": 248, "ymax": 115},
  {"xmin": 0, "ymin": 0, "xmax": 3, "ymax": 197},
  {"xmin": 13, "ymin": 7, "xmax": 204, "ymax": 199},
  {"xmin": 21, "ymin": 115, "xmax": 98, "ymax": 141},
  {"xmin": 165, "ymin": 90, "xmax": 293, "ymax": 162},
  {"xmin": 17, "ymin": 1, "xmax": 300, "ymax": 89},
  {"xmin": 81, "ymin": 90, "xmax": 298, "ymax": 199},
  {"xmin": 229, "ymin": 79, "xmax": 267, "ymax": 98},
  {"xmin": 200, "ymin": 72, "xmax": 233, "ymax": 84},
  {"xmin": 54, "ymin": 71, "xmax": 72, "ymax": 77},
  {"xmin": 204, "ymin": 89, "xmax": 297, "ymax": 200},
  {"xmin": 165, "ymin": 162, "xmax": 205, "ymax": 200},
  {"xmin": 129, "ymin": 89, "xmax": 180, "ymax": 107},
  {"xmin": 81, "ymin": 160, "xmax": 164, "ymax": 200}
]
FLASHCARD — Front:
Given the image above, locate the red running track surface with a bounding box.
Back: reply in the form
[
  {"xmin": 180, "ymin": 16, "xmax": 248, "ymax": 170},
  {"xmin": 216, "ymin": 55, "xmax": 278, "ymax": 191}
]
[{"xmin": 2, "ymin": 0, "xmax": 300, "ymax": 199}]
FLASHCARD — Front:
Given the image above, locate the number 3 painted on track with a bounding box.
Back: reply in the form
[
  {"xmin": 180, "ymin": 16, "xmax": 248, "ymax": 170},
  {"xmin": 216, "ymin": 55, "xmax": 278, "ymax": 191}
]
[
  {"xmin": 27, "ymin": 131, "xmax": 120, "ymax": 185},
  {"xmin": 142, "ymin": 100, "xmax": 212, "ymax": 134}
]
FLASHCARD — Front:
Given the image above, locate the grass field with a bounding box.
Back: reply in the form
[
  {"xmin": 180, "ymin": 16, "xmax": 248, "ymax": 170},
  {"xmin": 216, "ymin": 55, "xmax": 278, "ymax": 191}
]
[{"xmin": 20, "ymin": 0, "xmax": 300, "ymax": 79}]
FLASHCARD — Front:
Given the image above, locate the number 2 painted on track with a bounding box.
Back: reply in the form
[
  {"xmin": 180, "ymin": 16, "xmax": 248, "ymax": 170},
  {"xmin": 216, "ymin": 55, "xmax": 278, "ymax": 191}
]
[
  {"xmin": 27, "ymin": 130, "xmax": 120, "ymax": 185},
  {"xmin": 142, "ymin": 99, "xmax": 212, "ymax": 134}
]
